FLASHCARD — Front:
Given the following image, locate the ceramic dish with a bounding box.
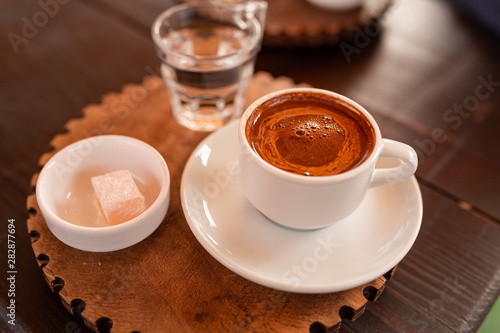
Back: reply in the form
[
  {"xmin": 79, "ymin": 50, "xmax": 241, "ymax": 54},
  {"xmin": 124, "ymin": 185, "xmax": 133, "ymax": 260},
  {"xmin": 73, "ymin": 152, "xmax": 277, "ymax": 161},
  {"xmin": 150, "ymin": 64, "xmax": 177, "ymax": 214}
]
[
  {"xmin": 181, "ymin": 121, "xmax": 422, "ymax": 293},
  {"xmin": 36, "ymin": 135, "xmax": 170, "ymax": 252}
]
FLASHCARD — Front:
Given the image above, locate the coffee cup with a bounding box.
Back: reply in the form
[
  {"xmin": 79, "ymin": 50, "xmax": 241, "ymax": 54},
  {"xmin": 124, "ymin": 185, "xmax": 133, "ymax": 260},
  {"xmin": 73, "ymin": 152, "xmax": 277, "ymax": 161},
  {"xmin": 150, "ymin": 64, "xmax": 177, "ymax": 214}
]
[{"xmin": 237, "ymin": 88, "xmax": 418, "ymax": 230}]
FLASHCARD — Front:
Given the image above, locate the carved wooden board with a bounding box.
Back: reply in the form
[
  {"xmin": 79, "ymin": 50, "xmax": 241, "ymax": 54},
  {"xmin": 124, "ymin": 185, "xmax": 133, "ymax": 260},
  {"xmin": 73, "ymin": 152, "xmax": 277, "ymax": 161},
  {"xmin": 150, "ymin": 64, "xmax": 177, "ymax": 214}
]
[
  {"xmin": 263, "ymin": 0, "xmax": 393, "ymax": 46},
  {"xmin": 27, "ymin": 72, "xmax": 393, "ymax": 332}
]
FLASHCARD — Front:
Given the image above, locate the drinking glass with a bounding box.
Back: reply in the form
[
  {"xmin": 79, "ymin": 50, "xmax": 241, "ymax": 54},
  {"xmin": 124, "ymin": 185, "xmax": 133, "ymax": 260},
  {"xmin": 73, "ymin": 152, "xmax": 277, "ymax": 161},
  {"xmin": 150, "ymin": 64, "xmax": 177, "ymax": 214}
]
[{"xmin": 152, "ymin": 1, "xmax": 267, "ymax": 131}]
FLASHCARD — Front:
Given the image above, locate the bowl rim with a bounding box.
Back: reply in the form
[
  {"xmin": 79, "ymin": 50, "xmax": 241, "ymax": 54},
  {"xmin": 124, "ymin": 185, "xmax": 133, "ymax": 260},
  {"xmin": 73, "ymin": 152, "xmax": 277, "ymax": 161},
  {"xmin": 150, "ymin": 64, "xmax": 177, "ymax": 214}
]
[{"xmin": 36, "ymin": 135, "xmax": 170, "ymax": 232}]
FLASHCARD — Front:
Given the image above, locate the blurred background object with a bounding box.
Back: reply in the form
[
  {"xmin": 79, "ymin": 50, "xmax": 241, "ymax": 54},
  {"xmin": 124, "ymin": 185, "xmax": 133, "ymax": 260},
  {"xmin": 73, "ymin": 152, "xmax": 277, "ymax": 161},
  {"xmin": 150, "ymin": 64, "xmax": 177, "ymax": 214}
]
[{"xmin": 447, "ymin": 0, "xmax": 500, "ymax": 37}]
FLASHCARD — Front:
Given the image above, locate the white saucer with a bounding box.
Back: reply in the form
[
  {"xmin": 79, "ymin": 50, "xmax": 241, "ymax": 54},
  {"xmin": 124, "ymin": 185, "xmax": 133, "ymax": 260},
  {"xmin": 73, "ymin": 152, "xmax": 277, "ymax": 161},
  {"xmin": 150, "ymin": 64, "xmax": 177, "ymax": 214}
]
[{"xmin": 180, "ymin": 120, "xmax": 422, "ymax": 293}]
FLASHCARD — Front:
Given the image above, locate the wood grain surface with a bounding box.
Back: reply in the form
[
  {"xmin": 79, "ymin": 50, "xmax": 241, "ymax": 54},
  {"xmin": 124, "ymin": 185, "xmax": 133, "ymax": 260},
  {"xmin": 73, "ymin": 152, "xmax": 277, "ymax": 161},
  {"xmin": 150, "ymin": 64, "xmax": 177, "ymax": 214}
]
[
  {"xmin": 87, "ymin": 0, "xmax": 393, "ymax": 47},
  {"xmin": 1, "ymin": 0, "xmax": 500, "ymax": 332}
]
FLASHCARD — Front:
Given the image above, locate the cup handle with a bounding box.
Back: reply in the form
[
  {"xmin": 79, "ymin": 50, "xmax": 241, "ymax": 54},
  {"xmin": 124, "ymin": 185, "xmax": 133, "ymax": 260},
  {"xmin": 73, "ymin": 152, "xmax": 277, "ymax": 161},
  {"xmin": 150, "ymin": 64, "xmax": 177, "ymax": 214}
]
[{"xmin": 369, "ymin": 139, "xmax": 418, "ymax": 188}]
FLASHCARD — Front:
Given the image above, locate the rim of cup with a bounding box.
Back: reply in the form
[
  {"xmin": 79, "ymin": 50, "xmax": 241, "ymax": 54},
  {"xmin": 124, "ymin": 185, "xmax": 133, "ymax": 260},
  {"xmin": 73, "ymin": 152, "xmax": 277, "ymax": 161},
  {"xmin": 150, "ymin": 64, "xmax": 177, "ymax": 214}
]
[
  {"xmin": 238, "ymin": 87, "xmax": 383, "ymax": 184},
  {"xmin": 151, "ymin": 2, "xmax": 262, "ymax": 61}
]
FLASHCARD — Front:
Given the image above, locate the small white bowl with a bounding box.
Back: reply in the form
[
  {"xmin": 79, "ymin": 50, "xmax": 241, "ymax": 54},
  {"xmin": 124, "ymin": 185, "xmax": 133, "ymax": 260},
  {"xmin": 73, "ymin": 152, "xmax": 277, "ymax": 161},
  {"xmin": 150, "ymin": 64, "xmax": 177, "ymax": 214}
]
[{"xmin": 36, "ymin": 135, "xmax": 170, "ymax": 252}]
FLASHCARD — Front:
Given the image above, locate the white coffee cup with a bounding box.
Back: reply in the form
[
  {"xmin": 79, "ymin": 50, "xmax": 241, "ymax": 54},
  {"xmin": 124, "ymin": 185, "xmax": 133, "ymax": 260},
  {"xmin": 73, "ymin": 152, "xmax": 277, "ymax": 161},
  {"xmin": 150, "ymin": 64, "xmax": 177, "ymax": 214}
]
[{"xmin": 238, "ymin": 88, "xmax": 418, "ymax": 230}]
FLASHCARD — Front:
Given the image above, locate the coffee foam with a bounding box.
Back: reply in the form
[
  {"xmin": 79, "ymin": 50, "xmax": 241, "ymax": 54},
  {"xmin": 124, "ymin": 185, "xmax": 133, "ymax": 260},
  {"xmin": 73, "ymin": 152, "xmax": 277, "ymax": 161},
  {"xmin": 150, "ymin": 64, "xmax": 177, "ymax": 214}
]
[{"xmin": 246, "ymin": 93, "xmax": 375, "ymax": 176}]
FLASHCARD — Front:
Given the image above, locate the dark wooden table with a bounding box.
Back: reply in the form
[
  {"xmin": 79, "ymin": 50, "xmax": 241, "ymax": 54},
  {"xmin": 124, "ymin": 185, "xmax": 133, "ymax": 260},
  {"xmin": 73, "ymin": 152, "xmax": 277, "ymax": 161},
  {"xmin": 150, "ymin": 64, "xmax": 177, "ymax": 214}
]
[{"xmin": 2, "ymin": 0, "xmax": 500, "ymax": 332}]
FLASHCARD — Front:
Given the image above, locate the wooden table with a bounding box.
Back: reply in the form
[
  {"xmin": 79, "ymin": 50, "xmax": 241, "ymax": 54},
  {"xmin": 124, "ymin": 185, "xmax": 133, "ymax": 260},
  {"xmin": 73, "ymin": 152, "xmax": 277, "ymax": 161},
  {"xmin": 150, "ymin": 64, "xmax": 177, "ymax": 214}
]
[{"xmin": 1, "ymin": 0, "xmax": 500, "ymax": 332}]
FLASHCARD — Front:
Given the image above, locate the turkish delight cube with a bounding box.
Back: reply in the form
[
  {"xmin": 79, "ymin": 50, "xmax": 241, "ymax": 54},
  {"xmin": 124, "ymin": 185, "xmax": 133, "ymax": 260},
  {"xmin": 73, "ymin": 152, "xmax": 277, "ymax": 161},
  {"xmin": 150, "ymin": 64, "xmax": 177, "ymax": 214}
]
[{"xmin": 91, "ymin": 169, "xmax": 146, "ymax": 225}]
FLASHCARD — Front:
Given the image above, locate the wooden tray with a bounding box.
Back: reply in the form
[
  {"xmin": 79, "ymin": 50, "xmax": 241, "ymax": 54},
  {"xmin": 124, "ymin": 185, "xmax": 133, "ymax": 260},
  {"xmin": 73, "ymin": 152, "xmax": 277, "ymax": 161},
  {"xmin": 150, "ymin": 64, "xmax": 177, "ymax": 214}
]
[
  {"xmin": 27, "ymin": 72, "xmax": 394, "ymax": 332},
  {"xmin": 263, "ymin": 0, "xmax": 393, "ymax": 47}
]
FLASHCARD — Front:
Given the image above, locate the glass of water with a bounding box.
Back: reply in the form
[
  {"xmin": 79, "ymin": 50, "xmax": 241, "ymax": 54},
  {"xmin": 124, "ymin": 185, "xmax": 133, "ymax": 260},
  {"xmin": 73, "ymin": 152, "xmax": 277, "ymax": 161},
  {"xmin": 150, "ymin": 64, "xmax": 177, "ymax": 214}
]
[{"xmin": 152, "ymin": 1, "xmax": 267, "ymax": 131}]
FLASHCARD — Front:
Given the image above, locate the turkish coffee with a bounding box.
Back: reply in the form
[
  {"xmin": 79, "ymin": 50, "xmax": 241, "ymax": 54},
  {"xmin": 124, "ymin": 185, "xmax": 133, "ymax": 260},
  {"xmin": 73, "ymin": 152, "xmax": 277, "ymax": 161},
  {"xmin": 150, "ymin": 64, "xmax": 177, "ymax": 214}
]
[{"xmin": 245, "ymin": 92, "xmax": 376, "ymax": 176}]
